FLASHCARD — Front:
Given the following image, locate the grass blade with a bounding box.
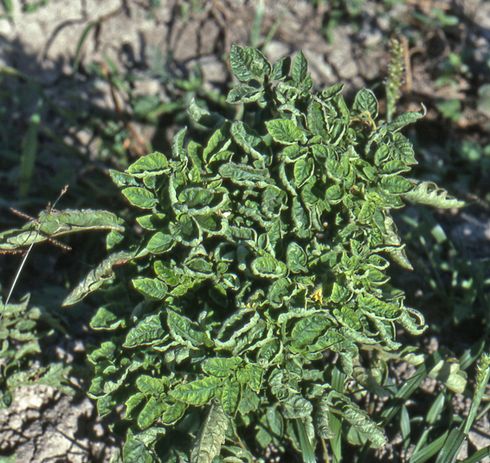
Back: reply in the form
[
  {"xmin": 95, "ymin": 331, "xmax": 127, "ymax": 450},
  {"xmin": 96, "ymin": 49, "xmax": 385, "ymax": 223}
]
[
  {"xmin": 19, "ymin": 110, "xmax": 41, "ymax": 197},
  {"xmin": 463, "ymin": 353, "xmax": 490, "ymax": 434},
  {"xmin": 410, "ymin": 431, "xmax": 449, "ymax": 463},
  {"xmin": 73, "ymin": 21, "xmax": 97, "ymax": 72},
  {"xmin": 435, "ymin": 428, "xmax": 465, "ymax": 463},
  {"xmin": 328, "ymin": 413, "xmax": 342, "ymax": 463},
  {"xmin": 400, "ymin": 405, "xmax": 411, "ymax": 450},
  {"xmin": 435, "ymin": 353, "xmax": 490, "ymax": 463},
  {"xmin": 1, "ymin": 0, "xmax": 13, "ymax": 15},
  {"xmin": 381, "ymin": 359, "xmax": 431, "ymax": 424},
  {"xmin": 250, "ymin": 0, "xmax": 265, "ymax": 48},
  {"xmin": 296, "ymin": 419, "xmax": 316, "ymax": 463},
  {"xmin": 459, "ymin": 446, "xmax": 490, "ymax": 463},
  {"xmin": 328, "ymin": 368, "xmax": 345, "ymax": 462}
]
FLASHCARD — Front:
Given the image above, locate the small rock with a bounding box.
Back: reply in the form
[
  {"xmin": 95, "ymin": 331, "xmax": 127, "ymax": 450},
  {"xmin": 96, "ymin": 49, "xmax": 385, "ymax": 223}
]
[
  {"xmin": 264, "ymin": 40, "xmax": 291, "ymax": 64},
  {"xmin": 469, "ymin": 430, "xmax": 490, "ymax": 452},
  {"xmin": 303, "ymin": 49, "xmax": 336, "ymax": 84},
  {"xmin": 200, "ymin": 57, "xmax": 228, "ymax": 85},
  {"xmin": 9, "ymin": 415, "xmax": 24, "ymax": 431}
]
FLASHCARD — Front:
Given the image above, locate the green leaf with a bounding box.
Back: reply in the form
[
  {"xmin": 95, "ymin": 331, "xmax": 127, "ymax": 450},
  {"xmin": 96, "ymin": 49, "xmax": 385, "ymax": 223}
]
[
  {"xmin": 124, "ymin": 393, "xmax": 145, "ymax": 419},
  {"xmin": 359, "ymin": 293, "xmax": 401, "ymax": 320},
  {"xmin": 236, "ymin": 364, "xmax": 263, "ymax": 393},
  {"xmin": 251, "ymin": 254, "xmax": 287, "ymax": 279},
  {"xmin": 268, "ymin": 278, "xmax": 291, "ymax": 307},
  {"xmin": 229, "ymin": 44, "xmax": 271, "ymax": 82},
  {"xmin": 136, "ymin": 375, "xmax": 169, "ymax": 395},
  {"xmin": 124, "ymin": 314, "xmax": 165, "ymax": 348},
  {"xmin": 283, "ymin": 395, "xmax": 313, "ymax": 419},
  {"xmin": 161, "ymin": 401, "xmax": 187, "ymax": 425},
  {"xmin": 202, "ymin": 357, "xmax": 242, "ymax": 377},
  {"xmin": 226, "ymin": 84, "xmax": 263, "ymax": 104},
  {"xmin": 172, "ymin": 127, "xmax": 187, "ymax": 161},
  {"xmin": 90, "ymin": 305, "xmax": 125, "ymax": 331},
  {"xmin": 109, "ymin": 169, "xmax": 140, "ymax": 187},
  {"xmin": 321, "ymin": 82, "xmax": 344, "ymax": 99},
  {"xmin": 374, "ymin": 145, "xmax": 390, "ymax": 165},
  {"xmin": 295, "ymin": 419, "xmax": 317, "ymax": 463},
  {"xmin": 146, "ymin": 232, "xmax": 174, "ymax": 254},
  {"xmin": 132, "ymin": 278, "xmax": 168, "ymax": 299},
  {"xmin": 411, "ymin": 431, "xmax": 449, "ymax": 463},
  {"xmin": 63, "ymin": 251, "xmax": 133, "ymax": 306},
  {"xmin": 291, "ymin": 50, "xmax": 308, "ymax": 84},
  {"xmin": 220, "ymin": 381, "xmax": 241, "ymax": 414},
  {"xmin": 167, "ymin": 310, "xmax": 209, "ymax": 348},
  {"xmin": 0, "ymin": 209, "xmax": 124, "ymax": 251},
  {"xmin": 380, "ymin": 175, "xmax": 413, "ymax": 194},
  {"xmin": 202, "ymin": 124, "xmax": 230, "ymax": 161},
  {"xmin": 325, "ymin": 184, "xmax": 343, "ymax": 203},
  {"xmin": 121, "ymin": 187, "xmax": 158, "ymax": 209},
  {"xmin": 186, "ymin": 257, "xmax": 213, "ymax": 275},
  {"xmin": 266, "ymin": 406, "xmax": 284, "ymax": 438},
  {"xmin": 127, "ymin": 151, "xmax": 169, "ymax": 177},
  {"xmin": 136, "ymin": 213, "xmax": 166, "ymax": 231},
  {"xmin": 281, "ymin": 144, "xmax": 305, "ymax": 162},
  {"xmin": 328, "ymin": 391, "xmax": 387, "ymax": 448},
  {"xmin": 293, "ymin": 158, "xmax": 314, "ymax": 187},
  {"xmin": 188, "ymin": 98, "xmax": 224, "ymax": 128},
  {"xmin": 286, "ymin": 242, "xmax": 308, "ymax": 273},
  {"xmin": 466, "ymin": 353, "xmax": 490, "ymax": 432},
  {"xmin": 307, "ymin": 101, "xmax": 328, "ymax": 137},
  {"xmin": 266, "ymin": 119, "xmax": 307, "ymax": 145},
  {"xmin": 122, "ymin": 432, "xmax": 154, "ymax": 463},
  {"xmin": 292, "ymin": 197, "xmax": 310, "ymax": 237},
  {"xmin": 352, "ymin": 89, "xmax": 378, "ymax": 118},
  {"xmin": 262, "ymin": 186, "xmax": 287, "ymax": 219},
  {"xmin": 392, "ymin": 133, "xmax": 417, "ymax": 165},
  {"xmin": 428, "ymin": 359, "xmax": 467, "ymax": 394},
  {"xmin": 291, "ymin": 315, "xmax": 331, "ymax": 350},
  {"xmin": 403, "ymin": 181, "xmax": 465, "ymax": 208},
  {"xmin": 170, "ymin": 377, "xmax": 221, "ymax": 406},
  {"xmin": 230, "ymin": 121, "xmax": 263, "ymax": 159},
  {"xmin": 190, "ymin": 402, "xmax": 229, "ymax": 463},
  {"xmin": 386, "ymin": 107, "xmax": 425, "ymax": 132},
  {"xmin": 271, "ymin": 56, "xmax": 291, "ymax": 80},
  {"xmin": 383, "ymin": 215, "xmax": 413, "ymax": 270},
  {"xmin": 238, "ymin": 386, "xmax": 260, "ymax": 415},
  {"xmin": 317, "ymin": 397, "xmax": 333, "ymax": 439},
  {"xmin": 435, "ymin": 428, "xmax": 466, "ymax": 463},
  {"xmin": 178, "ymin": 187, "xmax": 215, "ymax": 209},
  {"xmin": 459, "ymin": 447, "xmax": 490, "ymax": 463},
  {"xmin": 219, "ymin": 163, "xmax": 271, "ymax": 187},
  {"xmin": 137, "ymin": 397, "xmax": 167, "ymax": 429}
]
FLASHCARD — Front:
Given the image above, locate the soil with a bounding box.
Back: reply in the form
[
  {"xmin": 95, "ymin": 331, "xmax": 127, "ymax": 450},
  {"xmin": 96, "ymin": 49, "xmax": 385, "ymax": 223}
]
[
  {"xmin": 0, "ymin": 385, "xmax": 117, "ymax": 462},
  {"xmin": 0, "ymin": 0, "xmax": 489, "ymax": 462}
]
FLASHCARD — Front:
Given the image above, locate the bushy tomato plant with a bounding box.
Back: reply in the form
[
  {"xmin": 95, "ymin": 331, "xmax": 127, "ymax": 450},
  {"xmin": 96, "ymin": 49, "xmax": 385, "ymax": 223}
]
[{"xmin": 1, "ymin": 45, "xmax": 465, "ymax": 462}]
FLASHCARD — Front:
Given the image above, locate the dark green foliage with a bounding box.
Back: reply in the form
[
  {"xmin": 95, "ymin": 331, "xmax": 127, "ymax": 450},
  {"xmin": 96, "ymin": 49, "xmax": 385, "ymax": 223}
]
[
  {"xmin": 0, "ymin": 45, "xmax": 465, "ymax": 461},
  {"xmin": 0, "ymin": 295, "xmax": 71, "ymax": 407}
]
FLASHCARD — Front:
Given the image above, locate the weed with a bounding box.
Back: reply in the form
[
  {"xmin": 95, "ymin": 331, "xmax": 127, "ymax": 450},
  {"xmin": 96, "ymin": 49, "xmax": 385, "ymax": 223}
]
[{"xmin": 0, "ymin": 294, "xmax": 71, "ymax": 407}]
